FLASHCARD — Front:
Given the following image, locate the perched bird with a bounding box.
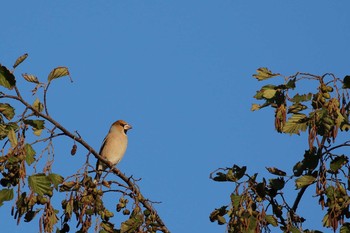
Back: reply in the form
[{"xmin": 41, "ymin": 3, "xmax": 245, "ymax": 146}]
[{"xmin": 94, "ymin": 120, "xmax": 132, "ymax": 182}]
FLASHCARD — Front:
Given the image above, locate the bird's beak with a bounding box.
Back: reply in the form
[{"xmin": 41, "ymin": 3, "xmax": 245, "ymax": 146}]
[{"xmin": 124, "ymin": 124, "xmax": 132, "ymax": 130}]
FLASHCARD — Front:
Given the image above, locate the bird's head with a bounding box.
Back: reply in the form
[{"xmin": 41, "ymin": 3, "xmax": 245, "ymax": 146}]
[{"xmin": 112, "ymin": 120, "xmax": 132, "ymax": 134}]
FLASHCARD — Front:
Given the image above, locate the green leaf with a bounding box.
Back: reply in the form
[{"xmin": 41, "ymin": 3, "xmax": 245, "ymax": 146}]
[
  {"xmin": 0, "ymin": 188, "xmax": 14, "ymax": 206},
  {"xmin": 7, "ymin": 129, "xmax": 17, "ymax": 147},
  {"xmin": 248, "ymin": 216, "xmax": 257, "ymax": 232},
  {"xmin": 302, "ymin": 149, "xmax": 319, "ymax": 171},
  {"xmin": 212, "ymin": 172, "xmax": 229, "ymax": 182},
  {"xmin": 230, "ymin": 195, "xmax": 241, "ymax": 210},
  {"xmin": 28, "ymin": 173, "xmax": 52, "ymax": 196},
  {"xmin": 101, "ymin": 222, "xmax": 115, "ymax": 233},
  {"xmin": 48, "ymin": 67, "xmax": 70, "ymax": 82},
  {"xmin": 265, "ymin": 215, "xmax": 278, "ymax": 227},
  {"xmin": 121, "ymin": 213, "xmax": 143, "ymax": 233},
  {"xmin": 341, "ymin": 123, "xmax": 350, "ymax": 131},
  {"xmin": 290, "ymin": 93, "xmax": 313, "ymax": 103},
  {"xmin": 0, "ymin": 122, "xmax": 18, "ymax": 140},
  {"xmin": 217, "ymin": 215, "xmax": 226, "ymax": 225},
  {"xmin": 24, "ymin": 209, "xmax": 41, "ymax": 222},
  {"xmin": 24, "ymin": 120, "xmax": 45, "ymax": 136},
  {"xmin": 209, "ymin": 206, "xmax": 228, "ymax": 223},
  {"xmin": 269, "ymin": 177, "xmax": 285, "ymax": 190},
  {"xmin": 287, "ymin": 103, "xmax": 307, "ymax": 114},
  {"xmin": 295, "ymin": 175, "xmax": 316, "ymax": 189},
  {"xmin": 254, "ymin": 85, "xmax": 276, "ymax": 99},
  {"xmin": 32, "ymin": 98, "xmax": 44, "ymax": 113},
  {"xmin": 13, "ymin": 53, "xmax": 28, "ymax": 69},
  {"xmin": 262, "ymin": 89, "xmax": 277, "ymax": 99},
  {"xmin": 24, "ymin": 143, "xmax": 36, "ymax": 165},
  {"xmin": 266, "ymin": 167, "xmax": 286, "ymax": 176},
  {"xmin": 343, "ymin": 75, "xmax": 350, "ymax": 89},
  {"xmin": 286, "ymin": 78, "xmax": 296, "ymax": 89},
  {"xmin": 340, "ymin": 223, "xmax": 350, "ymax": 233},
  {"xmin": 22, "ymin": 73, "xmax": 39, "ymax": 84},
  {"xmin": 335, "ymin": 109, "xmax": 345, "ymax": 127},
  {"xmin": 256, "ymin": 182, "xmax": 266, "ymax": 198},
  {"xmin": 253, "ymin": 67, "xmax": 280, "ymax": 81},
  {"xmin": 24, "ymin": 119, "xmax": 45, "ymax": 130},
  {"xmin": 330, "ymin": 155, "xmax": 348, "ymax": 173},
  {"xmin": 282, "ymin": 114, "xmax": 308, "ymax": 135},
  {"xmin": 0, "ymin": 103, "xmax": 15, "ymax": 120},
  {"xmin": 0, "ymin": 65, "xmax": 16, "ymax": 89},
  {"xmin": 48, "ymin": 173, "xmax": 64, "ymax": 190},
  {"xmin": 290, "ymin": 226, "xmax": 302, "ymax": 233}
]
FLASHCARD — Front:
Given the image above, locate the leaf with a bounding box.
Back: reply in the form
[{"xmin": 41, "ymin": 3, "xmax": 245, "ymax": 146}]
[
  {"xmin": 24, "ymin": 143, "xmax": 36, "ymax": 165},
  {"xmin": 32, "ymin": 98, "xmax": 44, "ymax": 113},
  {"xmin": 302, "ymin": 149, "xmax": 319, "ymax": 171},
  {"xmin": 330, "ymin": 155, "xmax": 349, "ymax": 173},
  {"xmin": 340, "ymin": 223, "xmax": 350, "ymax": 233},
  {"xmin": 13, "ymin": 53, "xmax": 28, "ymax": 69},
  {"xmin": 288, "ymin": 103, "xmax": 307, "ymax": 114},
  {"xmin": 290, "ymin": 93, "xmax": 313, "ymax": 103},
  {"xmin": 266, "ymin": 167, "xmax": 286, "ymax": 176},
  {"xmin": 22, "ymin": 73, "xmax": 39, "ymax": 84},
  {"xmin": 0, "ymin": 103, "xmax": 15, "ymax": 120},
  {"xmin": 0, "ymin": 65, "xmax": 16, "ymax": 89},
  {"xmin": 262, "ymin": 89, "xmax": 277, "ymax": 99},
  {"xmin": 0, "ymin": 122, "xmax": 19, "ymax": 140},
  {"xmin": 7, "ymin": 129, "xmax": 17, "ymax": 147},
  {"xmin": 28, "ymin": 174, "xmax": 52, "ymax": 196},
  {"xmin": 295, "ymin": 175, "xmax": 316, "ymax": 189},
  {"xmin": 24, "ymin": 209, "xmax": 40, "ymax": 222},
  {"xmin": 253, "ymin": 67, "xmax": 280, "ymax": 81},
  {"xmin": 48, "ymin": 173, "xmax": 64, "ymax": 190},
  {"xmin": 33, "ymin": 129, "xmax": 43, "ymax": 136},
  {"xmin": 265, "ymin": 215, "xmax": 278, "ymax": 227},
  {"xmin": 217, "ymin": 215, "xmax": 226, "ymax": 225},
  {"xmin": 24, "ymin": 119, "xmax": 45, "ymax": 137},
  {"xmin": 254, "ymin": 85, "xmax": 276, "ymax": 99},
  {"xmin": 255, "ymin": 182, "xmax": 266, "ymax": 198},
  {"xmin": 269, "ymin": 178, "xmax": 285, "ymax": 190},
  {"xmin": 335, "ymin": 109, "xmax": 345, "ymax": 128},
  {"xmin": 230, "ymin": 195, "xmax": 241, "ymax": 210},
  {"xmin": 0, "ymin": 188, "xmax": 14, "ymax": 206},
  {"xmin": 47, "ymin": 67, "xmax": 70, "ymax": 82},
  {"xmin": 251, "ymin": 104, "xmax": 261, "ymax": 111},
  {"xmin": 282, "ymin": 114, "xmax": 308, "ymax": 135},
  {"xmin": 290, "ymin": 226, "xmax": 302, "ymax": 233},
  {"xmin": 101, "ymin": 222, "xmax": 115, "ymax": 233},
  {"xmin": 121, "ymin": 213, "xmax": 143, "ymax": 233},
  {"xmin": 209, "ymin": 206, "xmax": 228, "ymax": 223},
  {"xmin": 343, "ymin": 75, "xmax": 350, "ymax": 89},
  {"xmin": 286, "ymin": 78, "xmax": 296, "ymax": 89}
]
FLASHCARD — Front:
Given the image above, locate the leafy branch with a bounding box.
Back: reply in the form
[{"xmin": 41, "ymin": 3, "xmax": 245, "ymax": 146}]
[
  {"xmin": 0, "ymin": 54, "xmax": 169, "ymax": 233},
  {"xmin": 210, "ymin": 68, "xmax": 350, "ymax": 233}
]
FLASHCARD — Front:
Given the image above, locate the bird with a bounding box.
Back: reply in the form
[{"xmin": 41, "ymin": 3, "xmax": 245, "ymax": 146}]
[{"xmin": 94, "ymin": 120, "xmax": 132, "ymax": 183}]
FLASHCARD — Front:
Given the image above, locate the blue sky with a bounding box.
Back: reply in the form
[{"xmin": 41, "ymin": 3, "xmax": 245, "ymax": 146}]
[{"xmin": 2, "ymin": 1, "xmax": 350, "ymax": 232}]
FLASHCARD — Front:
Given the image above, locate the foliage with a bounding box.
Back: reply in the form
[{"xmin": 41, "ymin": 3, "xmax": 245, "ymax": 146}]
[
  {"xmin": 0, "ymin": 55, "xmax": 169, "ymax": 233},
  {"xmin": 210, "ymin": 68, "xmax": 350, "ymax": 232}
]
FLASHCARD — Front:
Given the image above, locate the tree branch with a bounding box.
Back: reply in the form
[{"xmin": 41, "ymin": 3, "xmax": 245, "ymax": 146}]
[
  {"xmin": 292, "ymin": 136, "xmax": 327, "ymax": 213},
  {"xmin": 5, "ymin": 86, "xmax": 170, "ymax": 233}
]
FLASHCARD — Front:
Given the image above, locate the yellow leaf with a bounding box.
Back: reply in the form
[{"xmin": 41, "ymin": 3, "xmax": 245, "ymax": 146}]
[
  {"xmin": 251, "ymin": 104, "xmax": 261, "ymax": 111},
  {"xmin": 7, "ymin": 129, "xmax": 17, "ymax": 147}
]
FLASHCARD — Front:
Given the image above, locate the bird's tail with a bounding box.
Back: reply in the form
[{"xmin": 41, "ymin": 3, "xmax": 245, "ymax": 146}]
[
  {"xmin": 94, "ymin": 171, "xmax": 102, "ymax": 183},
  {"xmin": 94, "ymin": 161, "xmax": 103, "ymax": 183}
]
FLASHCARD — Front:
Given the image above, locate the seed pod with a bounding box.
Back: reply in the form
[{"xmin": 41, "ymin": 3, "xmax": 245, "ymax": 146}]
[
  {"xmin": 71, "ymin": 144, "xmax": 77, "ymax": 156},
  {"xmin": 102, "ymin": 180, "xmax": 111, "ymax": 188}
]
